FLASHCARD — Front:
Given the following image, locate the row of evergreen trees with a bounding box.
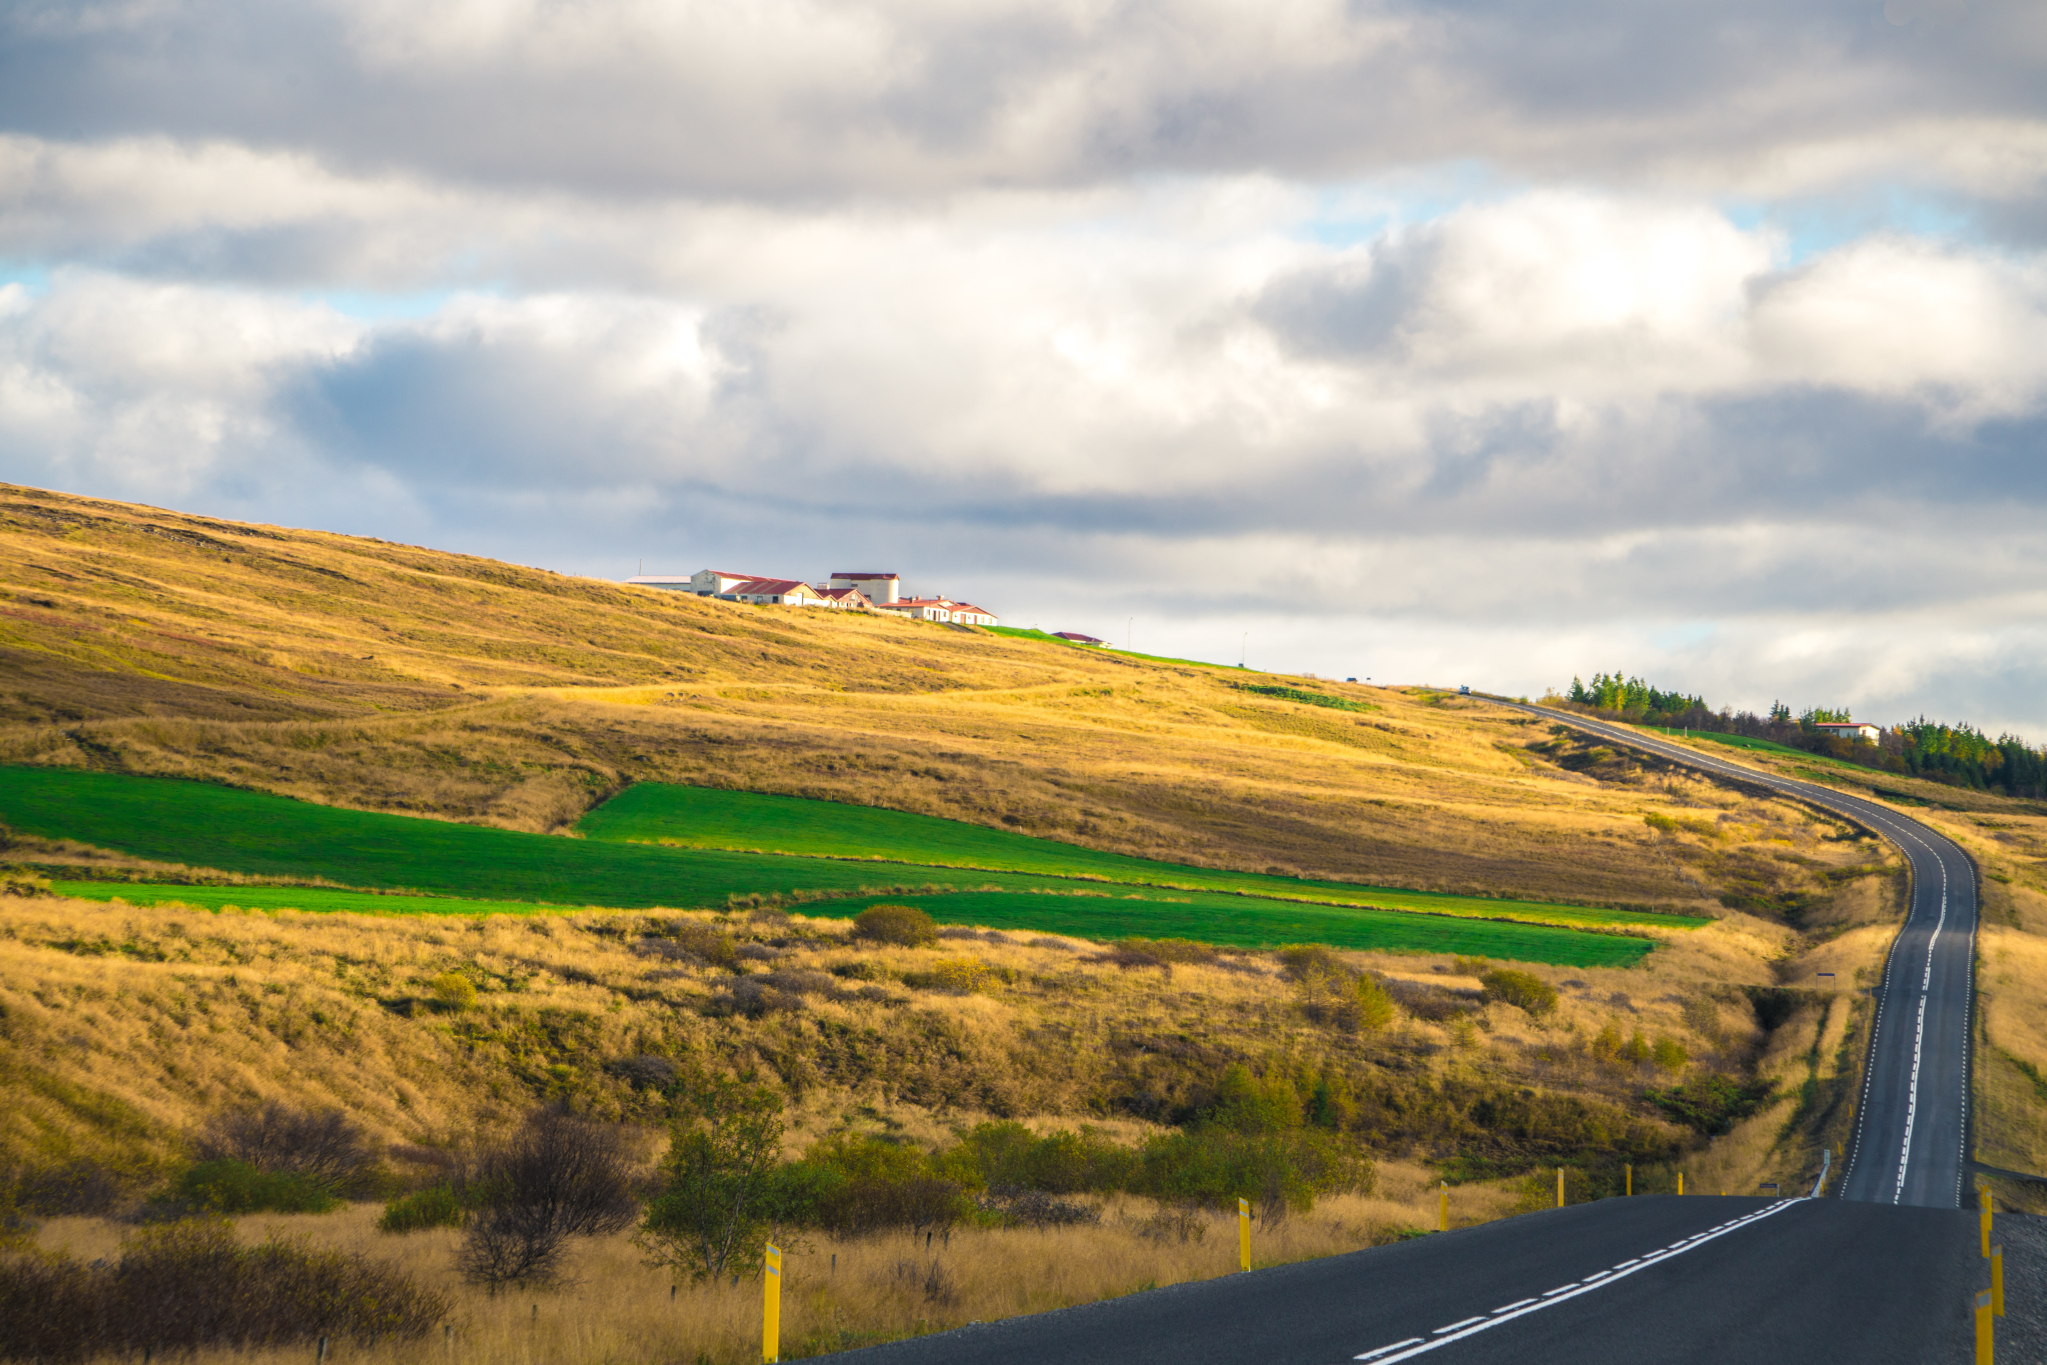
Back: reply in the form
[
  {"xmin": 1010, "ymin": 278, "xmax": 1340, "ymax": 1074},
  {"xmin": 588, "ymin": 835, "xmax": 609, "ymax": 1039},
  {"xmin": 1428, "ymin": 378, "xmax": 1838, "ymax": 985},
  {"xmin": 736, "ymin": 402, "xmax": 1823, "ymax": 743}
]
[{"xmin": 1561, "ymin": 673, "xmax": 2047, "ymax": 797}]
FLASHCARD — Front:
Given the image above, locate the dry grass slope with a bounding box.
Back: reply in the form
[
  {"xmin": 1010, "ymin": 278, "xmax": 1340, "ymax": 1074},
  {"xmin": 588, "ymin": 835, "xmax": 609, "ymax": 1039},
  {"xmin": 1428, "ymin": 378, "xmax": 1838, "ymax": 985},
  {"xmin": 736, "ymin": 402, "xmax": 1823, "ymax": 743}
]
[{"xmin": 0, "ymin": 481, "xmax": 1884, "ymax": 913}]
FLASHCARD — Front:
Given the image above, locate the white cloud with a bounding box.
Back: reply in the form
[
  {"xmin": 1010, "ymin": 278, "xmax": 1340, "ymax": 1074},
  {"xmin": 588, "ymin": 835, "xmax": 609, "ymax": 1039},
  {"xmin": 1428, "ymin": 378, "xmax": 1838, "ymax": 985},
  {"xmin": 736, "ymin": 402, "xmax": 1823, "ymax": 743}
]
[{"xmin": 3, "ymin": 2, "xmax": 2047, "ymax": 728}]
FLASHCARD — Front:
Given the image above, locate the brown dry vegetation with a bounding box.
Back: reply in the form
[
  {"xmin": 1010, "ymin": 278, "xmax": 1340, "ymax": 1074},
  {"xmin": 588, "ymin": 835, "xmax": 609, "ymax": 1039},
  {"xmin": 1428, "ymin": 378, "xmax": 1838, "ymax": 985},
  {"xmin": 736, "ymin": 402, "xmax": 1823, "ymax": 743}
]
[{"xmin": 28, "ymin": 1174, "xmax": 1508, "ymax": 1365}]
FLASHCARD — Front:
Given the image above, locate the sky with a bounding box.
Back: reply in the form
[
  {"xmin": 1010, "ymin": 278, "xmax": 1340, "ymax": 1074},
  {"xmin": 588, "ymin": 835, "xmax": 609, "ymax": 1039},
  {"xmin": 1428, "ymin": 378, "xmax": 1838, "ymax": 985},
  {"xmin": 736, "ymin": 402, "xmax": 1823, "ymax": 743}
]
[{"xmin": 2, "ymin": 0, "xmax": 2045, "ymax": 732}]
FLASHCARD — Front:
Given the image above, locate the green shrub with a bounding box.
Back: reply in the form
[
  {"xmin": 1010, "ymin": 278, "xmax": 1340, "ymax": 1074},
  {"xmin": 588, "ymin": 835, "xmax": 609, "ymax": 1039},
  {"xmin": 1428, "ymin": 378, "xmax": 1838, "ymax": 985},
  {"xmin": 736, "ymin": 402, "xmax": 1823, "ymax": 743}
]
[
  {"xmin": 780, "ymin": 1136, "xmax": 971, "ymax": 1235},
  {"xmin": 1208, "ymin": 1064, "xmax": 1303, "ymax": 1134},
  {"xmin": 1131, "ymin": 1128, "xmax": 1370, "ymax": 1215},
  {"xmin": 377, "ymin": 1185, "xmax": 466, "ymax": 1233},
  {"xmin": 1651, "ymin": 1036, "xmax": 1688, "ymax": 1073},
  {"xmin": 1353, "ymin": 975, "xmax": 1397, "ymax": 1031},
  {"xmin": 939, "ymin": 1122, "xmax": 1136, "ymax": 1195},
  {"xmin": 428, "ymin": 973, "xmax": 477, "ymax": 1011},
  {"xmin": 853, "ymin": 904, "xmax": 938, "ymax": 947},
  {"xmin": 170, "ymin": 1160, "xmax": 340, "ymax": 1215},
  {"xmin": 1481, "ymin": 968, "xmax": 1558, "ymax": 1016}
]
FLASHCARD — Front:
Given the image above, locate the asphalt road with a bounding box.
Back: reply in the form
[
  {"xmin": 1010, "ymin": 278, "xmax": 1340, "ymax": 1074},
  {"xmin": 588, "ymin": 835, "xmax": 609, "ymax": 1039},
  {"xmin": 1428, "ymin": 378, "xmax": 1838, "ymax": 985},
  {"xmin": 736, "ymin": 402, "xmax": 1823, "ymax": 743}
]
[
  {"xmin": 1491, "ymin": 699, "xmax": 1978, "ymax": 1209},
  {"xmin": 817, "ymin": 701, "xmax": 1988, "ymax": 1363},
  {"xmin": 820, "ymin": 1198, "xmax": 1978, "ymax": 1364}
]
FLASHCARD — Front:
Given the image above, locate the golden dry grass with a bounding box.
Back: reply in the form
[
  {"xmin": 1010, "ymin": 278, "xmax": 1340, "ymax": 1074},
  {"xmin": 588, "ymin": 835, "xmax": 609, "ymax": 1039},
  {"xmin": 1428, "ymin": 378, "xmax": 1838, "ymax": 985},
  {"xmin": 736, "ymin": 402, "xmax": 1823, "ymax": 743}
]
[
  {"xmin": 0, "ymin": 481, "xmax": 1889, "ymax": 912},
  {"xmin": 24, "ymin": 1164, "xmax": 1518, "ymax": 1365}
]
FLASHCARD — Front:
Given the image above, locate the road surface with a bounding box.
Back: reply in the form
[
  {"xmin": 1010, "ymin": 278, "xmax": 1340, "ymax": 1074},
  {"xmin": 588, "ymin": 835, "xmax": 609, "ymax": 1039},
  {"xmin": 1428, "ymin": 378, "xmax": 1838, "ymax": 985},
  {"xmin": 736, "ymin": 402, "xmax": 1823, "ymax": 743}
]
[
  {"xmin": 1491, "ymin": 698, "xmax": 1977, "ymax": 1209},
  {"xmin": 820, "ymin": 1197, "xmax": 1976, "ymax": 1363}
]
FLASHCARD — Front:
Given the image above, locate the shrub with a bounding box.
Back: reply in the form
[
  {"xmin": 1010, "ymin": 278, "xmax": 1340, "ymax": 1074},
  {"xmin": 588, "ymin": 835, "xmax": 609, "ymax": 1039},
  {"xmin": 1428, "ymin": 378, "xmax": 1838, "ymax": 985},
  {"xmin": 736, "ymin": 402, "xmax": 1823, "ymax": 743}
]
[
  {"xmin": 1116, "ymin": 938, "xmax": 1217, "ymax": 965},
  {"xmin": 853, "ymin": 904, "xmax": 939, "ymax": 947},
  {"xmin": 1132, "ymin": 1128, "xmax": 1371, "ymax": 1219},
  {"xmin": 377, "ymin": 1185, "xmax": 466, "ymax": 1233},
  {"xmin": 458, "ymin": 1109, "xmax": 639, "ymax": 1292},
  {"xmin": 1644, "ymin": 1075, "xmax": 1775, "ymax": 1135},
  {"xmin": 0, "ymin": 1218, "xmax": 447, "ymax": 1362},
  {"xmin": 1275, "ymin": 945, "xmax": 1345, "ymax": 982},
  {"xmin": 1651, "ymin": 1036, "xmax": 1688, "ymax": 1073},
  {"xmin": 1353, "ymin": 975, "xmax": 1397, "ymax": 1031},
  {"xmin": 195, "ymin": 1102, "xmax": 378, "ymax": 1196},
  {"xmin": 1481, "ymin": 968, "xmax": 1559, "ymax": 1016},
  {"xmin": 428, "ymin": 972, "xmax": 477, "ymax": 1011},
  {"xmin": 783, "ymin": 1136, "xmax": 971, "ymax": 1236},
  {"xmin": 169, "ymin": 1160, "xmax": 340, "ymax": 1215},
  {"xmin": 901, "ymin": 957, "xmax": 1001, "ymax": 994},
  {"xmin": 636, "ymin": 920, "xmax": 738, "ymax": 969},
  {"xmin": 5, "ymin": 1159, "xmax": 128, "ymax": 1216},
  {"xmin": 940, "ymin": 1123, "xmax": 1135, "ymax": 1195}
]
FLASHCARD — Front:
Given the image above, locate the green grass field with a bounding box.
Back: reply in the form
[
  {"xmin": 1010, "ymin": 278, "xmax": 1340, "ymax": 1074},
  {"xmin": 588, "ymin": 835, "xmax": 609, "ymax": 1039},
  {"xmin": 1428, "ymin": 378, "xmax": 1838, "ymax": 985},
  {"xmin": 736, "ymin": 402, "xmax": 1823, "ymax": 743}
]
[
  {"xmin": 578, "ymin": 784, "xmax": 1702, "ymax": 930},
  {"xmin": 43, "ymin": 881, "xmax": 1652, "ymax": 965},
  {"xmin": 0, "ymin": 767, "xmax": 1677, "ymax": 965}
]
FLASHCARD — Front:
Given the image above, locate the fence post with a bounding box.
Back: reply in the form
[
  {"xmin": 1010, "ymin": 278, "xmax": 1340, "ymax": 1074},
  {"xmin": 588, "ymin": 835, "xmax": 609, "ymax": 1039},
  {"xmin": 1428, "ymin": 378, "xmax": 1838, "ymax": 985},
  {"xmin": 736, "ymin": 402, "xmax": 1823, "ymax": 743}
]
[
  {"xmin": 1238, "ymin": 1198, "xmax": 1251, "ymax": 1271},
  {"xmin": 764, "ymin": 1243, "xmax": 782, "ymax": 1364}
]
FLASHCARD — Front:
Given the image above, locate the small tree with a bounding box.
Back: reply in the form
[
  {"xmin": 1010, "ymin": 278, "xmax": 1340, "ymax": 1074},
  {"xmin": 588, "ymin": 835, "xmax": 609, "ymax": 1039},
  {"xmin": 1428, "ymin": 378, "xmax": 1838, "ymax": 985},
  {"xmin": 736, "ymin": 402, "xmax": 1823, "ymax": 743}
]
[
  {"xmin": 636, "ymin": 1071, "xmax": 788, "ymax": 1283},
  {"xmin": 457, "ymin": 1109, "xmax": 639, "ymax": 1292}
]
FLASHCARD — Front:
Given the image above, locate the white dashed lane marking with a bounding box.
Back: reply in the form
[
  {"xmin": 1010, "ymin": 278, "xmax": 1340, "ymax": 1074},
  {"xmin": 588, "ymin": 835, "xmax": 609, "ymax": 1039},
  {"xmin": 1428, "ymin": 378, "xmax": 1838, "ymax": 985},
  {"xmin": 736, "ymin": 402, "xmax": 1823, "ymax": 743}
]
[{"xmin": 1350, "ymin": 1202, "xmax": 1803, "ymax": 1362}]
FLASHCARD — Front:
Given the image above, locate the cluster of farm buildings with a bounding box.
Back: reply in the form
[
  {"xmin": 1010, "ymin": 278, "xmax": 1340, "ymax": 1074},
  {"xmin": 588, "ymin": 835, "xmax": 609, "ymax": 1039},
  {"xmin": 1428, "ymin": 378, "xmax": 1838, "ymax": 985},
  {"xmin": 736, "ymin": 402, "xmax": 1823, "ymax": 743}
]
[{"xmin": 626, "ymin": 569, "xmax": 1000, "ymax": 627}]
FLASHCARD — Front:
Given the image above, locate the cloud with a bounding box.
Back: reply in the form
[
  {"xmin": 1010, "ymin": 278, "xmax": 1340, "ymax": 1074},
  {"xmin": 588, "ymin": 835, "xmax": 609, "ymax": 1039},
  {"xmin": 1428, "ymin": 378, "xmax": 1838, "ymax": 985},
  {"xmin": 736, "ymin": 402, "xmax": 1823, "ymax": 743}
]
[{"xmin": 4, "ymin": 3, "xmax": 2047, "ymax": 730}]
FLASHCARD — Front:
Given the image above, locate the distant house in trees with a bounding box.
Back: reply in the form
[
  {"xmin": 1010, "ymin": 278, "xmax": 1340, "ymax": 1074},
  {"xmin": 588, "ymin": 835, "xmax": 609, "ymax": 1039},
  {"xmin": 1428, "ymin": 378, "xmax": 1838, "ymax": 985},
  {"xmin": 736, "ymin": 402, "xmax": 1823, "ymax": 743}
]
[{"xmin": 1813, "ymin": 721, "xmax": 1882, "ymax": 743}]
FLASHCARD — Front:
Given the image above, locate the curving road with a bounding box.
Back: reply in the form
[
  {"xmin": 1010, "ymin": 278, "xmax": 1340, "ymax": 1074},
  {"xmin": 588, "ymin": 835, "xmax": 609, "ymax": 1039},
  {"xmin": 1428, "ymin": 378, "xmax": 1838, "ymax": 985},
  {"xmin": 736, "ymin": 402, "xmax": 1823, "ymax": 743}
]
[
  {"xmin": 817, "ymin": 701, "xmax": 1988, "ymax": 1363},
  {"xmin": 1489, "ymin": 699, "xmax": 1978, "ymax": 1209}
]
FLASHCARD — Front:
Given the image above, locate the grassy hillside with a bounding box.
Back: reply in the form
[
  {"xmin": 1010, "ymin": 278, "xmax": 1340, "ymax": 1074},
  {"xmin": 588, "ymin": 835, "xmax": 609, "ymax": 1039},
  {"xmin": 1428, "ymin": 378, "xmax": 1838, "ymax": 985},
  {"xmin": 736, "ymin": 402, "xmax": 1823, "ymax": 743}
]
[
  {"xmin": 0, "ymin": 480, "xmax": 1873, "ymax": 915},
  {"xmin": 1, "ymin": 768, "xmax": 1655, "ymax": 964}
]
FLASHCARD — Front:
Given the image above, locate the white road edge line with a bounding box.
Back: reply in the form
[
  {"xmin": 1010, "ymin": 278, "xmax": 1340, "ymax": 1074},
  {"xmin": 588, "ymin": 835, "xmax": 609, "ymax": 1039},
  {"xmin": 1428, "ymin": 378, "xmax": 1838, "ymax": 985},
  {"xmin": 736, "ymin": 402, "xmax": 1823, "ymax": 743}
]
[
  {"xmin": 1351, "ymin": 1201, "xmax": 1804, "ymax": 1363},
  {"xmin": 1432, "ymin": 1317, "xmax": 1486, "ymax": 1334}
]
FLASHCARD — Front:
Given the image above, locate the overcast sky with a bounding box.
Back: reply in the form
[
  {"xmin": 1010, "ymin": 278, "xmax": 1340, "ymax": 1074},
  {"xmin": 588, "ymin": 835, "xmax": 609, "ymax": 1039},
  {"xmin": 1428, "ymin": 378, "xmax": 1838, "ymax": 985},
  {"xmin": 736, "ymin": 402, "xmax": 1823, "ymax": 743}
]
[{"xmin": 3, "ymin": 0, "xmax": 2044, "ymax": 730}]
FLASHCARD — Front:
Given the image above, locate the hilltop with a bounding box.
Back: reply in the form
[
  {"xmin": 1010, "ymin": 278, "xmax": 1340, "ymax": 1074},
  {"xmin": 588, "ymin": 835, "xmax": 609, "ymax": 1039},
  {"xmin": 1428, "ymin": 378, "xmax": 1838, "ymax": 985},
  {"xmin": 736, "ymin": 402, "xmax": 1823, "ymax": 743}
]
[{"xmin": 0, "ymin": 481, "xmax": 1876, "ymax": 914}]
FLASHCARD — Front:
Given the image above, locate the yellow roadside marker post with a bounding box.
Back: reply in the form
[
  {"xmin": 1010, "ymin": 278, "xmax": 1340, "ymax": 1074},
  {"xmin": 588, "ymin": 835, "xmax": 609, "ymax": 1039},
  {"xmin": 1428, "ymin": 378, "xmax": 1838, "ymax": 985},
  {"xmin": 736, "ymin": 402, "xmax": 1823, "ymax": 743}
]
[
  {"xmin": 1238, "ymin": 1198, "xmax": 1251, "ymax": 1272},
  {"xmin": 1625, "ymin": 1165, "xmax": 1632, "ymax": 1197},
  {"xmin": 1439, "ymin": 1183, "xmax": 1448, "ymax": 1232},
  {"xmin": 764, "ymin": 1243, "xmax": 782, "ymax": 1364},
  {"xmin": 1976, "ymin": 1290, "xmax": 1993, "ymax": 1365},
  {"xmin": 1993, "ymin": 1244, "xmax": 2004, "ymax": 1318},
  {"xmin": 1982, "ymin": 1189, "xmax": 1994, "ymax": 1258},
  {"xmin": 1557, "ymin": 1168, "xmax": 1565, "ymax": 1209},
  {"xmin": 1677, "ymin": 1172, "xmax": 1684, "ymax": 1196}
]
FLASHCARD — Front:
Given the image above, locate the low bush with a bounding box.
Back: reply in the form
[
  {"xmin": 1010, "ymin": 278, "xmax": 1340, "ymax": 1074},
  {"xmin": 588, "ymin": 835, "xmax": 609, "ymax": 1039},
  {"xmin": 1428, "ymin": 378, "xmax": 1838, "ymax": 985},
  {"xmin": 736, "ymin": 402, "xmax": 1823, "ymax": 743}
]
[
  {"xmin": 459, "ymin": 1108, "xmax": 640, "ymax": 1292},
  {"xmin": 1644, "ymin": 1074, "xmax": 1775, "ymax": 1135},
  {"xmin": 853, "ymin": 904, "xmax": 939, "ymax": 947},
  {"xmin": 0, "ymin": 1218, "xmax": 447, "ymax": 1362},
  {"xmin": 195, "ymin": 1102, "xmax": 379, "ymax": 1196},
  {"xmin": 4, "ymin": 1159, "xmax": 129, "ymax": 1217},
  {"xmin": 1481, "ymin": 968, "xmax": 1559, "ymax": 1016},
  {"xmin": 167, "ymin": 1160, "xmax": 341, "ymax": 1215},
  {"xmin": 428, "ymin": 972, "xmax": 477, "ymax": 1011},
  {"xmin": 940, "ymin": 1122, "xmax": 1135, "ymax": 1195},
  {"xmin": 377, "ymin": 1184, "xmax": 467, "ymax": 1233}
]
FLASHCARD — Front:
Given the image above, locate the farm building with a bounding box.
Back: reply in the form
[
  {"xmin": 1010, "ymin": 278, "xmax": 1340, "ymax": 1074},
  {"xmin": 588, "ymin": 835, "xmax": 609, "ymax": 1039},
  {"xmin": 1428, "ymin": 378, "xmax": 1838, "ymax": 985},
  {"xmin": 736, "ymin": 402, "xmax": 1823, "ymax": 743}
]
[
  {"xmin": 1813, "ymin": 721, "xmax": 1882, "ymax": 742},
  {"xmin": 1052, "ymin": 631, "xmax": 1105, "ymax": 645}
]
